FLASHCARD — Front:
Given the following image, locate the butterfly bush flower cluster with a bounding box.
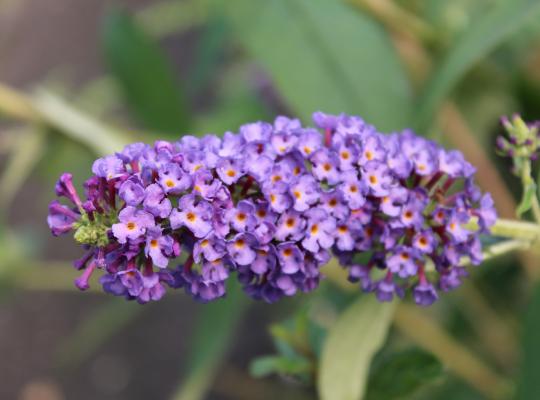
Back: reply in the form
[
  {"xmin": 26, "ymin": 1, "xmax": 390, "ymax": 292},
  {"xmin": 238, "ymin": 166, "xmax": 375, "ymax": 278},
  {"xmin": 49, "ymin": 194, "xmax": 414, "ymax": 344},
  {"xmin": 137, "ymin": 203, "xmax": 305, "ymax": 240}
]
[
  {"xmin": 497, "ymin": 115, "xmax": 540, "ymax": 171},
  {"xmin": 47, "ymin": 112, "xmax": 497, "ymax": 306}
]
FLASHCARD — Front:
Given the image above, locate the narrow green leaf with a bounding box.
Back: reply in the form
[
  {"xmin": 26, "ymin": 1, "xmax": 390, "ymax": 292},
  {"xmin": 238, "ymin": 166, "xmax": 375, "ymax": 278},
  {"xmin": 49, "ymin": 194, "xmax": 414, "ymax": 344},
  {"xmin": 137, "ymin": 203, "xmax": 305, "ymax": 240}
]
[
  {"xmin": 222, "ymin": 0, "xmax": 412, "ymax": 131},
  {"xmin": 102, "ymin": 9, "xmax": 190, "ymax": 134},
  {"xmin": 172, "ymin": 281, "xmax": 248, "ymax": 400},
  {"xmin": 250, "ymin": 355, "xmax": 312, "ymax": 378},
  {"xmin": 516, "ymin": 182, "xmax": 537, "ymax": 217},
  {"xmin": 517, "ymin": 283, "xmax": 540, "ymax": 400},
  {"xmin": 416, "ymin": 0, "xmax": 540, "ymax": 131},
  {"xmin": 318, "ymin": 295, "xmax": 395, "ymax": 400},
  {"xmin": 366, "ymin": 348, "xmax": 443, "ymax": 400}
]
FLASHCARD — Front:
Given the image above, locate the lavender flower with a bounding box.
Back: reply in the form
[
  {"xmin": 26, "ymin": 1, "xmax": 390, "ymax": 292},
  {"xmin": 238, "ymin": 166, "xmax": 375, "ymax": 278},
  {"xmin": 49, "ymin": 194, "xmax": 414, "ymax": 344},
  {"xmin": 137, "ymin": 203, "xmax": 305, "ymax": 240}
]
[{"xmin": 47, "ymin": 112, "xmax": 496, "ymax": 306}]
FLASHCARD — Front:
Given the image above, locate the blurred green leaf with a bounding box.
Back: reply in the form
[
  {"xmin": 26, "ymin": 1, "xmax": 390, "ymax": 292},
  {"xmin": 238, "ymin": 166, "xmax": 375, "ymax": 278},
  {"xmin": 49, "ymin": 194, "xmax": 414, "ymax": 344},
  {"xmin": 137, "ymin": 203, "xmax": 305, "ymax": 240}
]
[
  {"xmin": 516, "ymin": 182, "xmax": 537, "ymax": 217},
  {"xmin": 194, "ymin": 63, "xmax": 270, "ymax": 134},
  {"xmin": 103, "ymin": 9, "xmax": 190, "ymax": 134},
  {"xmin": 172, "ymin": 281, "xmax": 248, "ymax": 400},
  {"xmin": 318, "ymin": 295, "xmax": 395, "ymax": 400},
  {"xmin": 250, "ymin": 355, "xmax": 312, "ymax": 379},
  {"xmin": 365, "ymin": 348, "xmax": 443, "ymax": 400},
  {"xmin": 0, "ymin": 129, "xmax": 45, "ymax": 214},
  {"xmin": 188, "ymin": 17, "xmax": 228, "ymax": 96},
  {"xmin": 55, "ymin": 299, "xmax": 143, "ymax": 368},
  {"xmin": 416, "ymin": 0, "xmax": 540, "ymax": 131},
  {"xmin": 517, "ymin": 283, "xmax": 540, "ymax": 400},
  {"xmin": 222, "ymin": 0, "xmax": 412, "ymax": 131}
]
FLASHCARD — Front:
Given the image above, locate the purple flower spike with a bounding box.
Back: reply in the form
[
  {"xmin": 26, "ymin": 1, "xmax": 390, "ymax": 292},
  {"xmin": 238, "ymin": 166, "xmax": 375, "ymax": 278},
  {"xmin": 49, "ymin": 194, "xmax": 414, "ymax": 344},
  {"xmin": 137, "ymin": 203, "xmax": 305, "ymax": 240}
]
[{"xmin": 47, "ymin": 111, "xmax": 497, "ymax": 306}]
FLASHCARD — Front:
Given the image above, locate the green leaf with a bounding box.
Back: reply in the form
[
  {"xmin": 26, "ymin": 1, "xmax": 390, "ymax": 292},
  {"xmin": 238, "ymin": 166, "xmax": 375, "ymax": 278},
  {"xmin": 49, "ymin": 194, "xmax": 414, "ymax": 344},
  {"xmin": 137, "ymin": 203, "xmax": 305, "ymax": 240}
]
[
  {"xmin": 517, "ymin": 283, "xmax": 540, "ymax": 400},
  {"xmin": 516, "ymin": 182, "xmax": 537, "ymax": 217},
  {"xmin": 250, "ymin": 355, "xmax": 312, "ymax": 378},
  {"xmin": 318, "ymin": 295, "xmax": 395, "ymax": 400},
  {"xmin": 222, "ymin": 0, "xmax": 412, "ymax": 131},
  {"xmin": 416, "ymin": 0, "xmax": 540, "ymax": 131},
  {"xmin": 187, "ymin": 17, "xmax": 229, "ymax": 96},
  {"xmin": 172, "ymin": 280, "xmax": 249, "ymax": 400},
  {"xmin": 365, "ymin": 348, "xmax": 443, "ymax": 400},
  {"xmin": 102, "ymin": 9, "xmax": 190, "ymax": 134}
]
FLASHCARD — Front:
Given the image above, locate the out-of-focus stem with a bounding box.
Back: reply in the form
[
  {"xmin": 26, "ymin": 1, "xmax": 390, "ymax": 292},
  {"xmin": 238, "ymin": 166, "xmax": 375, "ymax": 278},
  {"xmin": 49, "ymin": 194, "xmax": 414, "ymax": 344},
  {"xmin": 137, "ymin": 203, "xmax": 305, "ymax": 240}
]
[
  {"xmin": 0, "ymin": 82, "xmax": 40, "ymax": 122},
  {"xmin": 349, "ymin": 0, "xmax": 438, "ymax": 44},
  {"xmin": 394, "ymin": 304, "xmax": 513, "ymax": 400}
]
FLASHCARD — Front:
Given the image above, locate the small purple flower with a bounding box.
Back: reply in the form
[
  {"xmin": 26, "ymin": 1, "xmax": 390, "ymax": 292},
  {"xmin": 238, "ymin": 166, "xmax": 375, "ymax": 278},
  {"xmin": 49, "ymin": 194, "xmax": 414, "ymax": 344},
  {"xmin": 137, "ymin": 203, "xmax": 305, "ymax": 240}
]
[
  {"xmin": 55, "ymin": 173, "xmax": 83, "ymax": 208},
  {"xmin": 413, "ymin": 231, "xmax": 436, "ymax": 254},
  {"xmin": 320, "ymin": 190, "xmax": 349, "ymax": 219},
  {"xmin": 193, "ymin": 234, "xmax": 227, "ymax": 263},
  {"xmin": 264, "ymin": 182, "xmax": 293, "ymax": 213},
  {"xmin": 251, "ymin": 246, "xmax": 277, "ymax": 275},
  {"xmin": 240, "ymin": 121, "xmax": 272, "ymax": 142},
  {"xmin": 476, "ymin": 193, "xmax": 497, "ymax": 231},
  {"xmin": 112, "ymin": 206, "xmax": 155, "ymax": 244},
  {"xmin": 170, "ymin": 195, "xmax": 213, "ymax": 238},
  {"xmin": 227, "ymin": 233, "xmax": 257, "ymax": 266},
  {"xmin": 216, "ymin": 157, "xmax": 245, "ymax": 185},
  {"xmin": 302, "ymin": 208, "xmax": 336, "ymax": 252},
  {"xmin": 119, "ymin": 176, "xmax": 145, "ymax": 206},
  {"xmin": 118, "ymin": 268, "xmax": 144, "ymax": 297},
  {"xmin": 359, "ymin": 134, "xmax": 385, "ymax": 164},
  {"xmin": 192, "ymin": 170, "xmax": 222, "ymax": 200},
  {"xmin": 100, "ymin": 273, "xmax": 128, "ymax": 296},
  {"xmin": 225, "ymin": 200, "xmax": 257, "ymax": 232},
  {"xmin": 271, "ymin": 133, "xmax": 298, "ymax": 155},
  {"xmin": 387, "ymin": 247, "xmax": 418, "ymax": 278},
  {"xmin": 143, "ymin": 183, "xmax": 172, "ymax": 218},
  {"xmin": 137, "ymin": 272, "xmax": 166, "ymax": 303},
  {"xmin": 290, "ymin": 175, "xmax": 319, "ymax": 212},
  {"xmin": 47, "ymin": 201, "xmax": 80, "ymax": 236},
  {"xmin": 297, "ymin": 129, "xmax": 323, "ymax": 157},
  {"xmin": 446, "ymin": 211, "xmax": 471, "ymax": 243},
  {"xmin": 144, "ymin": 227, "xmax": 174, "ymax": 268},
  {"xmin": 374, "ymin": 276, "xmax": 403, "ymax": 302},
  {"xmin": 276, "ymin": 242, "xmax": 304, "ymax": 274},
  {"xmin": 339, "ymin": 172, "xmax": 366, "ymax": 209},
  {"xmin": 311, "ymin": 149, "xmax": 340, "ymax": 184},
  {"xmin": 362, "ymin": 161, "xmax": 393, "ymax": 197},
  {"xmin": 92, "ymin": 155, "xmax": 125, "ymax": 180},
  {"xmin": 275, "ymin": 210, "xmax": 306, "ymax": 241},
  {"xmin": 413, "ymin": 281, "xmax": 438, "ymax": 306},
  {"xmin": 158, "ymin": 162, "xmax": 192, "ymax": 194}
]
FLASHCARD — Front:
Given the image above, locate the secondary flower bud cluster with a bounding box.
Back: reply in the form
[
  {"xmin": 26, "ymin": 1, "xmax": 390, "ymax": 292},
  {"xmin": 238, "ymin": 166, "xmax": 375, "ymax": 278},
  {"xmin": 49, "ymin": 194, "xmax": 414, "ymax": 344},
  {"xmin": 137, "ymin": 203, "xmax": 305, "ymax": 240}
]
[
  {"xmin": 47, "ymin": 112, "xmax": 496, "ymax": 306},
  {"xmin": 497, "ymin": 115, "xmax": 540, "ymax": 169}
]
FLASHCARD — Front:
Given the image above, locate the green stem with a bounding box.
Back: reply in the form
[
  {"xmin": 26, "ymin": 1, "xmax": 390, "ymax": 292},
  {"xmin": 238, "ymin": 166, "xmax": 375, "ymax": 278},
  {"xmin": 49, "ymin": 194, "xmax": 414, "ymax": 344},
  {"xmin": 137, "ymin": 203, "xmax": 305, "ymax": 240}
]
[
  {"xmin": 522, "ymin": 160, "xmax": 540, "ymax": 223},
  {"xmin": 466, "ymin": 218, "xmax": 540, "ymax": 242}
]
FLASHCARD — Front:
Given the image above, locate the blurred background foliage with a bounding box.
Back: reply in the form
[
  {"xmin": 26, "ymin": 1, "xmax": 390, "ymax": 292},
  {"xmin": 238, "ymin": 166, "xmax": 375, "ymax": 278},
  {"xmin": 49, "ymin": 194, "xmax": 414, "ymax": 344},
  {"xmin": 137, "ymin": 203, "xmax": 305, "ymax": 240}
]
[{"xmin": 1, "ymin": 0, "xmax": 540, "ymax": 399}]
